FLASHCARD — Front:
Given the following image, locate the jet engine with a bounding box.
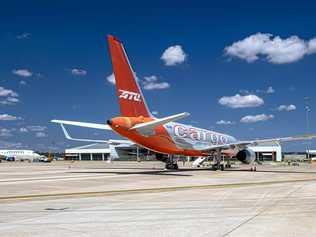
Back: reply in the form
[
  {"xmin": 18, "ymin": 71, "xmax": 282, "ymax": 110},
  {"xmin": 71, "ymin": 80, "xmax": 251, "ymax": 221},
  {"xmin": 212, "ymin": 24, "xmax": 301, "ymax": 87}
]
[{"xmin": 236, "ymin": 148, "xmax": 256, "ymax": 164}]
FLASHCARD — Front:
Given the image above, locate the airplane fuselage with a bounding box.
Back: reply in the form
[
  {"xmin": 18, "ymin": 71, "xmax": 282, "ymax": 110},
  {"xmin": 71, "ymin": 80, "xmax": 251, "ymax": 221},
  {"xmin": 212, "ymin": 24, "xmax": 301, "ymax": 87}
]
[{"xmin": 109, "ymin": 116, "xmax": 237, "ymax": 156}]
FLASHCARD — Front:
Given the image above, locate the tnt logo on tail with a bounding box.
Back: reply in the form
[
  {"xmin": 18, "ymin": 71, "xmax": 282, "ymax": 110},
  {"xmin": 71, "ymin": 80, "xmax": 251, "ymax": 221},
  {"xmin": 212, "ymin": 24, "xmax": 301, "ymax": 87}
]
[{"xmin": 119, "ymin": 89, "xmax": 141, "ymax": 102}]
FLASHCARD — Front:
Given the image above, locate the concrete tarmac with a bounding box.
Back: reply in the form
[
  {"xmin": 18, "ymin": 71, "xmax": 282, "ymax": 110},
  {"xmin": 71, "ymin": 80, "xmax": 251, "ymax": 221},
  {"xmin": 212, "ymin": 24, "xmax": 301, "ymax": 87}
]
[{"xmin": 1, "ymin": 161, "xmax": 316, "ymax": 237}]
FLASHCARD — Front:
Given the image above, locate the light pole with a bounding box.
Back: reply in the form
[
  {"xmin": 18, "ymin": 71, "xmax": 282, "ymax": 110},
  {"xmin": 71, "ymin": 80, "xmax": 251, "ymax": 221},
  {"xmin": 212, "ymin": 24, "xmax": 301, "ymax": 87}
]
[{"xmin": 304, "ymin": 97, "xmax": 311, "ymax": 160}]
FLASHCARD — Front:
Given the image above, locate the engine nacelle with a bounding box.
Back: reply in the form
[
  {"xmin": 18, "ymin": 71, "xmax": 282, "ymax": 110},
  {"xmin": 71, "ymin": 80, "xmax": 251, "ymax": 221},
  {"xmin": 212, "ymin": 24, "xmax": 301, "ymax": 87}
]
[{"xmin": 236, "ymin": 148, "xmax": 256, "ymax": 164}]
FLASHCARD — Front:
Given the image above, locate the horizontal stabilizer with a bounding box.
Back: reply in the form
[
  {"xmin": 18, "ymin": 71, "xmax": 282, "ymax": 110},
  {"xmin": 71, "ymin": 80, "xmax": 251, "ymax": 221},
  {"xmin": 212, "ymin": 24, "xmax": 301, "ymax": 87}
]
[
  {"xmin": 51, "ymin": 120, "xmax": 111, "ymax": 130},
  {"xmin": 58, "ymin": 124, "xmax": 131, "ymax": 144},
  {"xmin": 130, "ymin": 112, "xmax": 190, "ymax": 135}
]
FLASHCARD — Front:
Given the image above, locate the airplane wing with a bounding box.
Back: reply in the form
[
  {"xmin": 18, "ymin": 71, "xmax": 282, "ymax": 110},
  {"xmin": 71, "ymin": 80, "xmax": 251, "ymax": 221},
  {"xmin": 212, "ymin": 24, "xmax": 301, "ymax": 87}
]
[
  {"xmin": 51, "ymin": 120, "xmax": 112, "ymax": 130},
  {"xmin": 129, "ymin": 112, "xmax": 190, "ymax": 135},
  {"xmin": 197, "ymin": 134, "xmax": 316, "ymax": 152}
]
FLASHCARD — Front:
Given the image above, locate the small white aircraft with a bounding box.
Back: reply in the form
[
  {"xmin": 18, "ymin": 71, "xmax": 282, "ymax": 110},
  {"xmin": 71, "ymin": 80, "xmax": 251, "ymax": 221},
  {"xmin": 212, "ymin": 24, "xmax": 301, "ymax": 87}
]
[{"xmin": 0, "ymin": 150, "xmax": 46, "ymax": 162}]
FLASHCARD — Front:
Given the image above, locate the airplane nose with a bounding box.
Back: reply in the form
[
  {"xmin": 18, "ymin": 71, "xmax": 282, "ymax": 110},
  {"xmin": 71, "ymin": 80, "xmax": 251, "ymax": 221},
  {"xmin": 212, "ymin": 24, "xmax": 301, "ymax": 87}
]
[{"xmin": 106, "ymin": 119, "xmax": 112, "ymax": 126}]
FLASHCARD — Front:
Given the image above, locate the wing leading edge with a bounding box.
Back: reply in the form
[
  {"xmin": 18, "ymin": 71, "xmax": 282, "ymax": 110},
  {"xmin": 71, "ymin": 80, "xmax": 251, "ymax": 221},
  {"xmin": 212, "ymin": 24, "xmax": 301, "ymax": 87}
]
[
  {"xmin": 51, "ymin": 120, "xmax": 112, "ymax": 130},
  {"xmin": 197, "ymin": 134, "xmax": 316, "ymax": 152}
]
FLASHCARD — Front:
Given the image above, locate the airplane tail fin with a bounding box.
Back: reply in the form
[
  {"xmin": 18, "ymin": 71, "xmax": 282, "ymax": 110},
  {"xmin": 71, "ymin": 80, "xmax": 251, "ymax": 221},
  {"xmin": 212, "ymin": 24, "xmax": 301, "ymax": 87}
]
[{"xmin": 107, "ymin": 35, "xmax": 152, "ymax": 118}]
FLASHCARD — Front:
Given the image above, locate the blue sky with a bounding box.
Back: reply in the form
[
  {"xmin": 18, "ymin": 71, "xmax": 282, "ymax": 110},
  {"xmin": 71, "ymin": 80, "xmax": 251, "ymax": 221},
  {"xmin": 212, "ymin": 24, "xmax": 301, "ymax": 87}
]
[{"xmin": 0, "ymin": 1, "xmax": 316, "ymax": 151}]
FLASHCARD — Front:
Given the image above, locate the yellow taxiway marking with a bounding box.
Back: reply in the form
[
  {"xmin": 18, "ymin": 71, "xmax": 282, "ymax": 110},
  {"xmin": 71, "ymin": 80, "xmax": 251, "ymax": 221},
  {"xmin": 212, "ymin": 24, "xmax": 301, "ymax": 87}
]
[{"xmin": 1, "ymin": 178, "xmax": 316, "ymax": 202}]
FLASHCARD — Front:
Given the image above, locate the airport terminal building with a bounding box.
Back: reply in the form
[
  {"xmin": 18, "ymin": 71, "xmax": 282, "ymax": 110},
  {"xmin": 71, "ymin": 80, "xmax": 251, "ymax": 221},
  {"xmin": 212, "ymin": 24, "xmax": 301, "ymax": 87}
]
[
  {"xmin": 65, "ymin": 142, "xmax": 282, "ymax": 162},
  {"xmin": 65, "ymin": 144, "xmax": 110, "ymax": 161}
]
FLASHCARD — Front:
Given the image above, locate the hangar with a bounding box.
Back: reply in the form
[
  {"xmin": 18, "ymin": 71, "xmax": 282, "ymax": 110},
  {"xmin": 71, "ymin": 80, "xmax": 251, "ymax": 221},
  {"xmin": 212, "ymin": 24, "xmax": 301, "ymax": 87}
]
[
  {"xmin": 65, "ymin": 142, "xmax": 151, "ymax": 161},
  {"xmin": 65, "ymin": 143, "xmax": 110, "ymax": 161},
  {"xmin": 248, "ymin": 143, "xmax": 282, "ymax": 162}
]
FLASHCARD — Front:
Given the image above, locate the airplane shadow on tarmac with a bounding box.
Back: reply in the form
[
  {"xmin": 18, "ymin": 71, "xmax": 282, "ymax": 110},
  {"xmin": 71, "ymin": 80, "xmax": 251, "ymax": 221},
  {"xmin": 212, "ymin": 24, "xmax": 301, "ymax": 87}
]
[
  {"xmin": 69, "ymin": 170, "xmax": 193, "ymax": 177},
  {"xmin": 71, "ymin": 167, "xmax": 316, "ymax": 176},
  {"xmin": 227, "ymin": 168, "xmax": 316, "ymax": 174}
]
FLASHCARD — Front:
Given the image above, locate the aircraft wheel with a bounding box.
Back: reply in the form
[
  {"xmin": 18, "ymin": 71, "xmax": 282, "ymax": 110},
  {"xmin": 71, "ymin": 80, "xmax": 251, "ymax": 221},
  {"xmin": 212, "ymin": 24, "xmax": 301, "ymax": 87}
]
[{"xmin": 166, "ymin": 163, "xmax": 178, "ymax": 170}]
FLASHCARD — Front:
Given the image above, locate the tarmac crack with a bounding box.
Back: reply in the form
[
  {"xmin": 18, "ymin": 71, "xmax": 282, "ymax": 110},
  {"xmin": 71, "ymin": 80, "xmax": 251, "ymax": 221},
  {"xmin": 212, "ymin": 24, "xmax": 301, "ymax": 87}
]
[{"xmin": 220, "ymin": 183, "xmax": 304, "ymax": 237}]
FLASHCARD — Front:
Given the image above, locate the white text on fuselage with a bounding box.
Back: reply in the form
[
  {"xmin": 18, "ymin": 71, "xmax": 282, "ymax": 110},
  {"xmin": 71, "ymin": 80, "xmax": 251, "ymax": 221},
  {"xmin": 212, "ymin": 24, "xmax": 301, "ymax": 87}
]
[
  {"xmin": 119, "ymin": 89, "xmax": 141, "ymax": 102},
  {"xmin": 173, "ymin": 125, "xmax": 228, "ymax": 145}
]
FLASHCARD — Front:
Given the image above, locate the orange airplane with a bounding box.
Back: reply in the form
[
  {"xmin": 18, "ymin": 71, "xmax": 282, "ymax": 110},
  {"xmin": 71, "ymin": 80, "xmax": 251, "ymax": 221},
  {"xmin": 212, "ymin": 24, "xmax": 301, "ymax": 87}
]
[{"xmin": 52, "ymin": 35, "xmax": 316, "ymax": 170}]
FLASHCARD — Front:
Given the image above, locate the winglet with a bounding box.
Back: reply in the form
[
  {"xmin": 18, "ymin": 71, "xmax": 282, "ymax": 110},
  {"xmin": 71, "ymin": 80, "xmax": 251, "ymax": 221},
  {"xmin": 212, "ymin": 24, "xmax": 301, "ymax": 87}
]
[
  {"xmin": 60, "ymin": 124, "xmax": 72, "ymax": 140},
  {"xmin": 58, "ymin": 124, "xmax": 109, "ymax": 143}
]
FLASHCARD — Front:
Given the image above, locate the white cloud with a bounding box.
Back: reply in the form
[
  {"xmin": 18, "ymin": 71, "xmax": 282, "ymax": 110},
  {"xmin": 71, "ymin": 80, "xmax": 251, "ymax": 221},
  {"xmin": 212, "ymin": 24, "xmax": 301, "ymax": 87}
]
[
  {"xmin": 239, "ymin": 89, "xmax": 250, "ymax": 95},
  {"xmin": 106, "ymin": 72, "xmax": 139, "ymax": 85},
  {"xmin": 0, "ymin": 87, "xmax": 18, "ymax": 97},
  {"xmin": 256, "ymin": 86, "xmax": 275, "ymax": 94},
  {"xmin": 71, "ymin": 68, "xmax": 87, "ymax": 76},
  {"xmin": 142, "ymin": 75, "xmax": 170, "ymax": 90},
  {"xmin": 17, "ymin": 32, "xmax": 31, "ymax": 39},
  {"xmin": 27, "ymin": 125, "xmax": 47, "ymax": 132},
  {"xmin": 0, "ymin": 97, "xmax": 20, "ymax": 105},
  {"xmin": 218, "ymin": 94, "xmax": 264, "ymax": 108},
  {"xmin": 12, "ymin": 69, "xmax": 32, "ymax": 77},
  {"xmin": 5, "ymin": 97, "xmax": 19, "ymax": 103},
  {"xmin": 308, "ymin": 38, "xmax": 316, "ymax": 54},
  {"xmin": 0, "ymin": 87, "xmax": 19, "ymax": 105},
  {"xmin": 266, "ymin": 86, "xmax": 275, "ymax": 94},
  {"xmin": 216, "ymin": 120, "xmax": 235, "ymax": 125},
  {"xmin": 0, "ymin": 114, "xmax": 21, "ymax": 121},
  {"xmin": 225, "ymin": 33, "xmax": 316, "ymax": 64},
  {"xmin": 0, "ymin": 128, "xmax": 14, "ymax": 137},
  {"xmin": 35, "ymin": 132, "xmax": 47, "ymax": 138},
  {"xmin": 106, "ymin": 73, "xmax": 116, "ymax": 85},
  {"xmin": 277, "ymin": 104, "xmax": 296, "ymax": 112},
  {"xmin": 19, "ymin": 80, "xmax": 27, "ymax": 86},
  {"xmin": 151, "ymin": 111, "xmax": 159, "ymax": 115},
  {"xmin": 240, "ymin": 114, "xmax": 274, "ymax": 123},
  {"xmin": 161, "ymin": 45, "xmax": 187, "ymax": 66},
  {"xmin": 240, "ymin": 86, "xmax": 275, "ymax": 95},
  {"xmin": 19, "ymin": 127, "xmax": 28, "ymax": 133}
]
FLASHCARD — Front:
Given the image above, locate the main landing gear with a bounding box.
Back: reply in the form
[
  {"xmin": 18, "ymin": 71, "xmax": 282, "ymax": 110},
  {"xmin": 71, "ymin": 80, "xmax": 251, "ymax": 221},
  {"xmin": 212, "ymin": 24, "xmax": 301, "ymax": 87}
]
[
  {"xmin": 165, "ymin": 155, "xmax": 178, "ymax": 170},
  {"xmin": 211, "ymin": 149, "xmax": 229, "ymax": 171}
]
